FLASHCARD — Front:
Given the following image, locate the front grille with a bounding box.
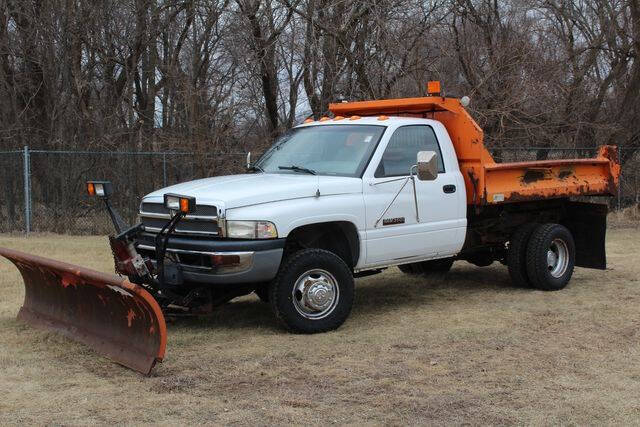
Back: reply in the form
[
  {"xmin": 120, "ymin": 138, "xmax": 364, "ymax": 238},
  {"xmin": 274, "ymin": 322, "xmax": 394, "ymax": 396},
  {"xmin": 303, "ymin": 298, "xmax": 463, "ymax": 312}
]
[
  {"xmin": 140, "ymin": 202, "xmax": 218, "ymax": 217},
  {"xmin": 139, "ymin": 202, "xmax": 221, "ymax": 237}
]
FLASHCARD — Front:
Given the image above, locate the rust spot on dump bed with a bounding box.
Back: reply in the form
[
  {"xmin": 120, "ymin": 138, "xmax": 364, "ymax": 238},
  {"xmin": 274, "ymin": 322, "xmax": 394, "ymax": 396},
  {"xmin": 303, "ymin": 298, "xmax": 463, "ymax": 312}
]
[
  {"xmin": 521, "ymin": 169, "xmax": 549, "ymax": 184},
  {"xmin": 503, "ymin": 191, "xmax": 539, "ymax": 202},
  {"xmin": 558, "ymin": 170, "xmax": 573, "ymax": 180}
]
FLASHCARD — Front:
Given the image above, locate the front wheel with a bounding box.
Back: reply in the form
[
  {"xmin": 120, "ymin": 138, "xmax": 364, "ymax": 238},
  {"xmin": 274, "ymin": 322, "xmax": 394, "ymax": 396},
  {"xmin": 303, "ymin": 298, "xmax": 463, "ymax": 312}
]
[
  {"xmin": 269, "ymin": 249, "xmax": 354, "ymax": 333},
  {"xmin": 254, "ymin": 284, "xmax": 270, "ymax": 302}
]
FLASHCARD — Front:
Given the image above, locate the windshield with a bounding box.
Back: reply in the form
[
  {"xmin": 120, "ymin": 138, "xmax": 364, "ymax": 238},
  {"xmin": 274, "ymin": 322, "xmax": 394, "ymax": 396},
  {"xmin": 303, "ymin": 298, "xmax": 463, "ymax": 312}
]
[{"xmin": 255, "ymin": 124, "xmax": 386, "ymax": 177}]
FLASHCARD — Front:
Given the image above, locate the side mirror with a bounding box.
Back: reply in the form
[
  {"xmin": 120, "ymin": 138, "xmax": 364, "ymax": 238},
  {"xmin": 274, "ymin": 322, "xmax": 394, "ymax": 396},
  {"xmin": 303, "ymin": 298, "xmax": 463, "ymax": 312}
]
[{"xmin": 416, "ymin": 151, "xmax": 438, "ymax": 181}]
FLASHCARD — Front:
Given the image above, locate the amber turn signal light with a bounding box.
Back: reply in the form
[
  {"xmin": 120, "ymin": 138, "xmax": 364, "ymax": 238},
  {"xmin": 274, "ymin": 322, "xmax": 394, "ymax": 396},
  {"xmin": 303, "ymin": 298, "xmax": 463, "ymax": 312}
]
[{"xmin": 86, "ymin": 181, "xmax": 113, "ymax": 198}]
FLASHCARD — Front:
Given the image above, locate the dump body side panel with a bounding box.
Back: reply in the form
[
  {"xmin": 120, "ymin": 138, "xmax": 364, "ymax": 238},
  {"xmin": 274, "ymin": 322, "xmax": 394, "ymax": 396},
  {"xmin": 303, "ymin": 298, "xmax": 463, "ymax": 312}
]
[{"xmin": 483, "ymin": 148, "xmax": 619, "ymax": 204}]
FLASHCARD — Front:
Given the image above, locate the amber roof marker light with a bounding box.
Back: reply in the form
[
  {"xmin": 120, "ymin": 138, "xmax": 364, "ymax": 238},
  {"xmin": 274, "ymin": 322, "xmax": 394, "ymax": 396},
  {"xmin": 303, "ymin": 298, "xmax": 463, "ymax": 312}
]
[{"xmin": 427, "ymin": 81, "xmax": 441, "ymax": 96}]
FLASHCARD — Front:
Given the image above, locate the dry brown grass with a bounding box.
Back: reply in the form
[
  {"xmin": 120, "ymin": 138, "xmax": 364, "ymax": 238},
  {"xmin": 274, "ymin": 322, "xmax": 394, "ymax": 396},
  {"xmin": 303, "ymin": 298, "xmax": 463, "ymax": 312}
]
[
  {"xmin": 1, "ymin": 230, "xmax": 639, "ymax": 425},
  {"xmin": 609, "ymin": 204, "xmax": 640, "ymax": 228}
]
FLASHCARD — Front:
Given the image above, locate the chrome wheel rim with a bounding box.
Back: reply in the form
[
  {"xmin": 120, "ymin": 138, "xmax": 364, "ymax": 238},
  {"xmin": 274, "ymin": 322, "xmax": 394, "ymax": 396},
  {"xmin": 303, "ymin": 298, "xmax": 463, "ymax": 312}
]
[
  {"xmin": 292, "ymin": 269, "xmax": 339, "ymax": 320},
  {"xmin": 547, "ymin": 238, "xmax": 569, "ymax": 278}
]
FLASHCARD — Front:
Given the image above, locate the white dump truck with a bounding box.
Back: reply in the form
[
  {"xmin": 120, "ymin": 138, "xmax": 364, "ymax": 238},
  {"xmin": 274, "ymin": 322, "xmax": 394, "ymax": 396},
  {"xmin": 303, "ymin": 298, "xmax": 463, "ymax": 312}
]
[{"xmin": 1, "ymin": 83, "xmax": 620, "ymax": 373}]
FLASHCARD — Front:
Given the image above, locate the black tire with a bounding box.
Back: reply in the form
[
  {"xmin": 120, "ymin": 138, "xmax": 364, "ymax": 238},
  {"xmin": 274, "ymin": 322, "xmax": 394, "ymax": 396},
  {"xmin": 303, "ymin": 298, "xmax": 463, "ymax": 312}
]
[
  {"xmin": 526, "ymin": 223, "xmax": 575, "ymax": 291},
  {"xmin": 254, "ymin": 284, "xmax": 269, "ymax": 302},
  {"xmin": 507, "ymin": 223, "xmax": 538, "ymax": 287},
  {"xmin": 397, "ymin": 258, "xmax": 454, "ymax": 275},
  {"xmin": 269, "ymin": 249, "xmax": 354, "ymax": 333}
]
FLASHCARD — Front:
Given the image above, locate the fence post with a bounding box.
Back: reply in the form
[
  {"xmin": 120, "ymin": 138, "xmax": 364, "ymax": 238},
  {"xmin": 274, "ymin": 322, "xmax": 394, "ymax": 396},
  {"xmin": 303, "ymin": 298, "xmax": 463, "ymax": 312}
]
[
  {"xmin": 23, "ymin": 145, "xmax": 31, "ymax": 235},
  {"xmin": 162, "ymin": 153, "xmax": 167, "ymax": 187},
  {"xmin": 618, "ymin": 148, "xmax": 622, "ymax": 211}
]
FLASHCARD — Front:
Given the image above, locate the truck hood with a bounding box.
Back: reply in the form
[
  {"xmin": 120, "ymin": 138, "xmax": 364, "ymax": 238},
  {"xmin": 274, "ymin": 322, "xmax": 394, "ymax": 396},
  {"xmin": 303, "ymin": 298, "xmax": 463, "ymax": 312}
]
[{"xmin": 142, "ymin": 173, "xmax": 362, "ymax": 210}]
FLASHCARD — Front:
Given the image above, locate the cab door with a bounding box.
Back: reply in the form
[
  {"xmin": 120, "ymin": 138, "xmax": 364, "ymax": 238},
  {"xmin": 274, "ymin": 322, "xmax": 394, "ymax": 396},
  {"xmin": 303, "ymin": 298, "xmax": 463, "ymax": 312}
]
[{"xmin": 363, "ymin": 124, "xmax": 464, "ymax": 265}]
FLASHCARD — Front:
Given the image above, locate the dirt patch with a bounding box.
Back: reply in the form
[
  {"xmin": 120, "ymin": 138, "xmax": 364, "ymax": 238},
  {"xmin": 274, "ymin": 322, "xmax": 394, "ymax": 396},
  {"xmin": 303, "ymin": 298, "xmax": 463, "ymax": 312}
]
[{"xmin": 1, "ymin": 231, "xmax": 639, "ymax": 424}]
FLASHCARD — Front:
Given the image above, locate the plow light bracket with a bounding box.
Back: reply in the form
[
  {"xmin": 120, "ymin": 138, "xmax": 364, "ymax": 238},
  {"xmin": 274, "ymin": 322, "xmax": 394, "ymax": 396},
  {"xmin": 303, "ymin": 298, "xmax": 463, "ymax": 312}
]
[
  {"xmin": 87, "ymin": 181, "xmax": 113, "ymax": 198},
  {"xmin": 164, "ymin": 193, "xmax": 196, "ymax": 215},
  {"xmin": 87, "ymin": 179, "xmax": 127, "ymax": 234}
]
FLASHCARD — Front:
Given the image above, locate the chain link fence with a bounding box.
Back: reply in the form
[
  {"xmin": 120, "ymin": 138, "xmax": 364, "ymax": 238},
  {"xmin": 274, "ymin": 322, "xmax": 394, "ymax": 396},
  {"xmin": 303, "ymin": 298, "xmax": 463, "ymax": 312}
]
[
  {"xmin": 2, "ymin": 149, "xmax": 248, "ymax": 235},
  {"xmin": 0, "ymin": 150, "xmax": 25, "ymax": 233},
  {"xmin": 1, "ymin": 146, "xmax": 638, "ymax": 235}
]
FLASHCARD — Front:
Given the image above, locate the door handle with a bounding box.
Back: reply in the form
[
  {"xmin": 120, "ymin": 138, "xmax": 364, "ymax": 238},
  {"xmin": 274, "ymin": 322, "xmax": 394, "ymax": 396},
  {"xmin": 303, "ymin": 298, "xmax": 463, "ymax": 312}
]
[{"xmin": 443, "ymin": 184, "xmax": 456, "ymax": 194}]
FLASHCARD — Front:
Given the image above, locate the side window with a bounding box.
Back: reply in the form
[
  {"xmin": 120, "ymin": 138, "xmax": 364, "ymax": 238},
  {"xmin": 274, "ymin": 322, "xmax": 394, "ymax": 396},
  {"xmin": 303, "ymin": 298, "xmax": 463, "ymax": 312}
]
[{"xmin": 375, "ymin": 125, "xmax": 445, "ymax": 178}]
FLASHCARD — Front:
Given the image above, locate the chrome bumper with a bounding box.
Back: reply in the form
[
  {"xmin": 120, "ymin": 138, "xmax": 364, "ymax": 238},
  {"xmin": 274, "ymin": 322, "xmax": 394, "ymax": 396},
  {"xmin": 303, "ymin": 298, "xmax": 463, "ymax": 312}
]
[{"xmin": 137, "ymin": 244, "xmax": 254, "ymax": 274}]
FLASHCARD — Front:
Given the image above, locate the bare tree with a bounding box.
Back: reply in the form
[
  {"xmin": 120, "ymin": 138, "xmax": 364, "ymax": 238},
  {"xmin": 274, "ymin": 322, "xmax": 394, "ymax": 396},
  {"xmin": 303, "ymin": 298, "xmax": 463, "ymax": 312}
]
[{"xmin": 0, "ymin": 0, "xmax": 636, "ymax": 156}]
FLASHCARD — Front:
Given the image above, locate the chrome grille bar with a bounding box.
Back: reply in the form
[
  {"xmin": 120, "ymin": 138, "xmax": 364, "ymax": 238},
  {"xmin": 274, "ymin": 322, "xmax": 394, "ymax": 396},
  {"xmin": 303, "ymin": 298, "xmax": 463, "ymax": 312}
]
[
  {"xmin": 143, "ymin": 226, "xmax": 220, "ymax": 236},
  {"xmin": 139, "ymin": 203, "xmax": 221, "ymax": 237},
  {"xmin": 139, "ymin": 211, "xmax": 218, "ymax": 221}
]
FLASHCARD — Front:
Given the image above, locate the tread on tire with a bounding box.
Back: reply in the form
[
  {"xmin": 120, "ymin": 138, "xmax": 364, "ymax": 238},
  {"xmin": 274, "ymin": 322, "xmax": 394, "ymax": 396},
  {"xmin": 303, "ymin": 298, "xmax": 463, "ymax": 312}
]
[
  {"xmin": 269, "ymin": 248, "xmax": 354, "ymax": 333},
  {"xmin": 526, "ymin": 223, "xmax": 575, "ymax": 291},
  {"xmin": 507, "ymin": 223, "xmax": 538, "ymax": 287}
]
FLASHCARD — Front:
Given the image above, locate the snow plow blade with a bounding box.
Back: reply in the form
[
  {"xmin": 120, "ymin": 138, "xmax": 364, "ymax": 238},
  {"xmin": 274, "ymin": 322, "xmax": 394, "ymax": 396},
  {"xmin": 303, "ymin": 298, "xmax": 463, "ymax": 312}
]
[{"xmin": 0, "ymin": 247, "xmax": 166, "ymax": 375}]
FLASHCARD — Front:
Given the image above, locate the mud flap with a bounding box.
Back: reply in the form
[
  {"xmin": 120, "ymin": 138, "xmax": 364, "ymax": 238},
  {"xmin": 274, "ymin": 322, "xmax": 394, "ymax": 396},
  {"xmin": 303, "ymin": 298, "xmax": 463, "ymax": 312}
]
[
  {"xmin": 562, "ymin": 201, "xmax": 608, "ymax": 269},
  {"xmin": 0, "ymin": 247, "xmax": 166, "ymax": 375}
]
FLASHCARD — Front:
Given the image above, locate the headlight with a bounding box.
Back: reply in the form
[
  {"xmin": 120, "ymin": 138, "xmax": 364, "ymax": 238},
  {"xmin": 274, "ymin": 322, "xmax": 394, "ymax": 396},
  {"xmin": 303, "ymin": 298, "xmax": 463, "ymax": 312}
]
[
  {"xmin": 226, "ymin": 220, "xmax": 278, "ymax": 239},
  {"xmin": 163, "ymin": 193, "xmax": 196, "ymax": 214},
  {"xmin": 86, "ymin": 181, "xmax": 113, "ymax": 198}
]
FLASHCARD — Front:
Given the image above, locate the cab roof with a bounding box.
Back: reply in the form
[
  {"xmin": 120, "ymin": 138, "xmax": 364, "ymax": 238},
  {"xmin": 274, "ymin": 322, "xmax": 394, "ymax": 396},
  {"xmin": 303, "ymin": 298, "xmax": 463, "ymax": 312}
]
[{"xmin": 296, "ymin": 115, "xmax": 436, "ymax": 128}]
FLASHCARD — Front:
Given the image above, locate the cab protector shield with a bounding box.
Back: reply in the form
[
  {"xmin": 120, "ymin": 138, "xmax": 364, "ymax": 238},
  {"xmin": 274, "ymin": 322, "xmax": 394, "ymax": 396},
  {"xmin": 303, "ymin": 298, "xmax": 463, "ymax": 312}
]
[{"xmin": 0, "ymin": 247, "xmax": 166, "ymax": 375}]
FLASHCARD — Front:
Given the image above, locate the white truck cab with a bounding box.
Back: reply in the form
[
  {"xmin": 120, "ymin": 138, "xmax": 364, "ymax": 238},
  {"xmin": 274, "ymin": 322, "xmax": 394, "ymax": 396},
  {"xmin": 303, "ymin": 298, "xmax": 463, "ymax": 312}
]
[{"xmin": 5, "ymin": 88, "xmax": 616, "ymax": 372}]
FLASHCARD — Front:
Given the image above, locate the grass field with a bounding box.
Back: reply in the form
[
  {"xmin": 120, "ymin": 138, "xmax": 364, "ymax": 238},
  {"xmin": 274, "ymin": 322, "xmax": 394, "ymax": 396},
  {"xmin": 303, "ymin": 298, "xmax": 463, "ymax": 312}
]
[{"xmin": 1, "ymin": 228, "xmax": 639, "ymax": 425}]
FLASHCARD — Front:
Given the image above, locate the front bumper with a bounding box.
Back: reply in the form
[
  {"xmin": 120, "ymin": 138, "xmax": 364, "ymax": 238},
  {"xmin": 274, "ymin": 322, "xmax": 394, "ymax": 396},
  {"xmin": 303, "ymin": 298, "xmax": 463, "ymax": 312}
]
[{"xmin": 135, "ymin": 232, "xmax": 285, "ymax": 285}]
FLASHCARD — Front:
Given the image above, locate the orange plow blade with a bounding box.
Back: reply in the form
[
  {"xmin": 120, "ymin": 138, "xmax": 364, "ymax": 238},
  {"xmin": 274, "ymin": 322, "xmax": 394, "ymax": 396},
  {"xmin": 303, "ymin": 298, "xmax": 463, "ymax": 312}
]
[{"xmin": 0, "ymin": 247, "xmax": 166, "ymax": 375}]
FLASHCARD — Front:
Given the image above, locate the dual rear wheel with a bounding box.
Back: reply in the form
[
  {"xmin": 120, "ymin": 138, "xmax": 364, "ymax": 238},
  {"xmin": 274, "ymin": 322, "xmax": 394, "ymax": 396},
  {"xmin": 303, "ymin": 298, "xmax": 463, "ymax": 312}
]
[{"xmin": 508, "ymin": 223, "xmax": 575, "ymax": 290}]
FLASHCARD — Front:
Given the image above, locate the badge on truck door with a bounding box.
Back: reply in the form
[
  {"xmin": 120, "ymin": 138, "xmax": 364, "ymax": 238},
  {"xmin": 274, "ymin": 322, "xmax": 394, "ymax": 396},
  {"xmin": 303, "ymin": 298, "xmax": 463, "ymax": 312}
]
[{"xmin": 382, "ymin": 217, "xmax": 405, "ymax": 226}]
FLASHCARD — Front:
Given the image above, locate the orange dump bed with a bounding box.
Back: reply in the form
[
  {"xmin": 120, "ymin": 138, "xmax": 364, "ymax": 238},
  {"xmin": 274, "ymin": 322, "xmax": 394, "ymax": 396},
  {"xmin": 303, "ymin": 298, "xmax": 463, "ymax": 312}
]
[{"xmin": 329, "ymin": 96, "xmax": 621, "ymax": 205}]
